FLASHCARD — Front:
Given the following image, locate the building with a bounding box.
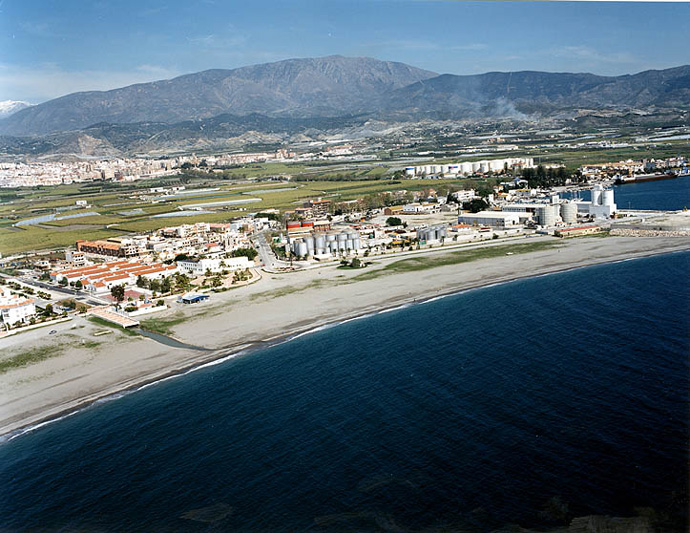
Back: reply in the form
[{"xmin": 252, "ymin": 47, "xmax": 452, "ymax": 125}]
[
  {"xmin": 50, "ymin": 260, "xmax": 178, "ymax": 293},
  {"xmin": 177, "ymin": 293, "xmax": 209, "ymax": 304},
  {"xmin": 76, "ymin": 238, "xmax": 140, "ymax": 258},
  {"xmin": 458, "ymin": 211, "xmax": 522, "ymax": 228},
  {"xmin": 65, "ymin": 250, "xmax": 89, "ymax": 267},
  {"xmin": 0, "ymin": 288, "xmax": 36, "ymax": 326},
  {"xmin": 574, "ymin": 185, "xmax": 617, "ymax": 219},
  {"xmin": 176, "ymin": 256, "xmax": 251, "ymax": 276}
]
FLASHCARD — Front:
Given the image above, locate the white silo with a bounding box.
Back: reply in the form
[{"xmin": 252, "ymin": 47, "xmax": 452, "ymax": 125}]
[
  {"xmin": 591, "ymin": 184, "xmax": 603, "ymax": 206},
  {"xmin": 602, "ymin": 189, "xmax": 615, "ymax": 207},
  {"xmin": 314, "ymin": 234, "xmax": 326, "ymax": 252},
  {"xmin": 295, "ymin": 241, "xmax": 308, "ymax": 257},
  {"xmin": 537, "ymin": 205, "xmax": 558, "ymax": 226},
  {"xmin": 560, "ymin": 201, "xmax": 578, "ymax": 224}
]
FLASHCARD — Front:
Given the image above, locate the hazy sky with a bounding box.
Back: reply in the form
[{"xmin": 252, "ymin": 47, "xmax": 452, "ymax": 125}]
[{"xmin": 1, "ymin": 0, "xmax": 688, "ymax": 103}]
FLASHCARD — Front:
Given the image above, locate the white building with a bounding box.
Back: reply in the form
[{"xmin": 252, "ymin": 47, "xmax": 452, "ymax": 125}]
[
  {"xmin": 458, "ymin": 211, "xmax": 522, "ymax": 227},
  {"xmin": 576, "ymin": 184, "xmax": 617, "ymax": 219},
  {"xmin": 177, "ymin": 256, "xmax": 251, "ymax": 276},
  {"xmin": 0, "ymin": 288, "xmax": 36, "ymax": 326}
]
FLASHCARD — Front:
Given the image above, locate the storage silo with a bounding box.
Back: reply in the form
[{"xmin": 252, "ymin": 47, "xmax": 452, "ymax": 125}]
[
  {"xmin": 560, "ymin": 202, "xmax": 578, "ymax": 224},
  {"xmin": 591, "ymin": 184, "xmax": 603, "ymax": 206},
  {"xmin": 314, "ymin": 234, "xmax": 326, "ymax": 254},
  {"xmin": 537, "ymin": 205, "xmax": 558, "ymax": 226},
  {"xmin": 295, "ymin": 241, "xmax": 308, "ymax": 257},
  {"xmin": 602, "ymin": 189, "xmax": 615, "ymax": 206}
]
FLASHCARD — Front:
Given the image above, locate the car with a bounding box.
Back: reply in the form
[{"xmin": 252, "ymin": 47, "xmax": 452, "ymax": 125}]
[{"xmin": 49, "ymin": 330, "xmax": 57, "ymax": 335}]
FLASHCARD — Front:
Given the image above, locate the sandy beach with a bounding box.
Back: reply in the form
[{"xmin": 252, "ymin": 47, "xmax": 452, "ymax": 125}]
[{"xmin": 2, "ymin": 235, "xmax": 689, "ymax": 439}]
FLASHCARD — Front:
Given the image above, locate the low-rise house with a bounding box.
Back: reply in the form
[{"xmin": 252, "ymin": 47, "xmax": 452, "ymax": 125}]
[{"xmin": 0, "ymin": 288, "xmax": 36, "ymax": 325}]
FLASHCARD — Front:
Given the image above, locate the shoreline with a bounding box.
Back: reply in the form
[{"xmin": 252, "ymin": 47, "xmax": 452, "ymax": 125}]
[{"xmin": 2, "ymin": 236, "xmax": 689, "ymax": 441}]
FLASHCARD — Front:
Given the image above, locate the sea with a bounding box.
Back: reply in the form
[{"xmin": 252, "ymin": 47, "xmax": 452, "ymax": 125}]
[
  {"xmin": 1, "ymin": 182, "xmax": 689, "ymax": 532},
  {"xmin": 568, "ymin": 175, "xmax": 690, "ymax": 211}
]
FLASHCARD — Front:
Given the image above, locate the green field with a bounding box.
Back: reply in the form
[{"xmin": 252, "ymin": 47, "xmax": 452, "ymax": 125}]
[
  {"xmin": 0, "ymin": 175, "xmax": 471, "ymax": 255},
  {"xmin": 2, "ymin": 137, "xmax": 688, "ymax": 256}
]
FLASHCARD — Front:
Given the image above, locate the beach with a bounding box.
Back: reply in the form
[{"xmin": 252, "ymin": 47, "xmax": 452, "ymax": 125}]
[{"xmin": 2, "ymin": 234, "xmax": 689, "ymax": 439}]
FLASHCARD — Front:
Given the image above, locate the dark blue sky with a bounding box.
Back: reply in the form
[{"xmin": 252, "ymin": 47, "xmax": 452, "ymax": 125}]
[{"xmin": 1, "ymin": 0, "xmax": 688, "ymax": 102}]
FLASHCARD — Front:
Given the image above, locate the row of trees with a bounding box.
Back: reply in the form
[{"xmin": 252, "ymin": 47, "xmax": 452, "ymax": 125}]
[
  {"xmin": 520, "ymin": 165, "xmax": 585, "ymax": 188},
  {"xmin": 133, "ymin": 272, "xmax": 193, "ymax": 295}
]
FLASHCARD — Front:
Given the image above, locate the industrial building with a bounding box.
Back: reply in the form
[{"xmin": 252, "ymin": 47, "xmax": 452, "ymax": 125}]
[
  {"xmin": 405, "ymin": 157, "xmax": 535, "ymax": 178},
  {"xmin": 289, "ymin": 230, "xmax": 362, "ymax": 258},
  {"xmin": 458, "ymin": 211, "xmax": 522, "ymax": 228},
  {"xmin": 416, "ymin": 225, "xmax": 448, "ymax": 243}
]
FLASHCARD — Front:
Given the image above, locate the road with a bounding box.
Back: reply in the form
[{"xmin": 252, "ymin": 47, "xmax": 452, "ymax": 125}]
[{"xmin": 252, "ymin": 231, "xmax": 294, "ymax": 272}]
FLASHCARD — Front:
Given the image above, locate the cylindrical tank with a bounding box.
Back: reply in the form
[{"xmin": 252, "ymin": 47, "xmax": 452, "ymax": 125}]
[
  {"xmin": 602, "ymin": 189, "xmax": 615, "ymax": 206},
  {"xmin": 353, "ymin": 237, "xmax": 361, "ymax": 250},
  {"xmin": 295, "ymin": 241, "xmax": 308, "ymax": 257},
  {"xmin": 337, "ymin": 233, "xmax": 347, "ymax": 242},
  {"xmin": 326, "ymin": 233, "xmax": 337, "ymax": 242},
  {"xmin": 302, "ymin": 221, "xmax": 314, "ymax": 229},
  {"xmin": 328, "ymin": 241, "xmax": 338, "ymax": 252},
  {"xmin": 537, "ymin": 205, "xmax": 558, "ymax": 226},
  {"xmin": 305, "ymin": 236, "xmax": 314, "ymax": 251},
  {"xmin": 314, "ymin": 234, "xmax": 326, "ymax": 250},
  {"xmin": 345, "ymin": 239, "xmax": 354, "ymax": 250},
  {"xmin": 591, "ymin": 185, "xmax": 603, "ymax": 206},
  {"xmin": 560, "ymin": 202, "xmax": 578, "ymax": 224}
]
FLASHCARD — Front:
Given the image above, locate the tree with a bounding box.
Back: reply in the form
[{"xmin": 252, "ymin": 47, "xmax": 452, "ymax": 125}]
[
  {"xmin": 351, "ymin": 257, "xmax": 361, "ymax": 269},
  {"xmin": 386, "ymin": 217, "xmax": 402, "ymax": 227},
  {"xmin": 110, "ymin": 284, "xmax": 126, "ymax": 305},
  {"xmin": 136, "ymin": 275, "xmax": 149, "ymax": 289},
  {"xmin": 161, "ymin": 276, "xmax": 172, "ymax": 294},
  {"xmin": 462, "ymin": 198, "xmax": 489, "ymax": 213},
  {"xmin": 59, "ymin": 277, "xmax": 68, "ymax": 287},
  {"xmin": 231, "ymin": 247, "xmax": 258, "ymax": 261},
  {"xmin": 75, "ymin": 280, "xmax": 83, "ymax": 290},
  {"xmin": 149, "ymin": 279, "xmax": 162, "ymax": 293},
  {"xmin": 44, "ymin": 304, "xmax": 54, "ymax": 316}
]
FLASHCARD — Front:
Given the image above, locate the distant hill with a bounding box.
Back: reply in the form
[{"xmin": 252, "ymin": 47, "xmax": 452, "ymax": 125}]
[
  {"xmin": 381, "ymin": 66, "xmax": 690, "ymax": 118},
  {"xmin": 0, "ymin": 56, "xmax": 436, "ymax": 136}
]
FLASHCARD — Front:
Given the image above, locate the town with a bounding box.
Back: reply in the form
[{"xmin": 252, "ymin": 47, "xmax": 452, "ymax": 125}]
[{"xmin": 1, "ymin": 154, "xmax": 688, "ymax": 335}]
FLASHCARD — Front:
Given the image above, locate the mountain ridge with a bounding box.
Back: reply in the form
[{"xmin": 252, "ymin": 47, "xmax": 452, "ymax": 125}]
[{"xmin": 0, "ymin": 56, "xmax": 688, "ymax": 153}]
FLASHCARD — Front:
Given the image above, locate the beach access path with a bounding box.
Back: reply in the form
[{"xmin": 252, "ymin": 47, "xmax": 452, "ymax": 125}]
[{"xmin": 1, "ymin": 235, "xmax": 689, "ymax": 439}]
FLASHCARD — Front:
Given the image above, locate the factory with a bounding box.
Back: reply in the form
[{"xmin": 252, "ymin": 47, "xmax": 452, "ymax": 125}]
[
  {"xmin": 416, "ymin": 225, "xmax": 448, "ymax": 243},
  {"xmin": 289, "ymin": 230, "xmax": 362, "ymax": 259},
  {"xmin": 581, "ymin": 184, "xmax": 617, "ymax": 219},
  {"xmin": 458, "ymin": 211, "xmax": 523, "ymax": 228},
  {"xmin": 405, "ymin": 157, "xmax": 534, "ymax": 178}
]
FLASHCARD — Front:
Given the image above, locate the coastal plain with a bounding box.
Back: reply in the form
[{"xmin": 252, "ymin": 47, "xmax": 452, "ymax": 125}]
[{"xmin": 1, "ymin": 234, "xmax": 689, "ymax": 439}]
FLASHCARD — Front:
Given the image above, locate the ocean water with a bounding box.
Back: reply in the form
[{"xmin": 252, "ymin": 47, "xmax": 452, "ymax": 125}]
[
  {"xmin": 568, "ymin": 176, "xmax": 690, "ymax": 211},
  {"xmin": 1, "ymin": 252, "xmax": 688, "ymax": 531}
]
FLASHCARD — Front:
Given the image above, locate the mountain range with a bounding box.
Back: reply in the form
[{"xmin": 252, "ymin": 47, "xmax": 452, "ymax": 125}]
[{"xmin": 1, "ymin": 56, "xmax": 688, "ymax": 156}]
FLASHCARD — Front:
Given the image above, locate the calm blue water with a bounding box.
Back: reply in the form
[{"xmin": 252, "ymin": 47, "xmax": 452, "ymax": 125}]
[
  {"xmin": 1, "ymin": 252, "xmax": 688, "ymax": 531},
  {"xmin": 568, "ymin": 176, "xmax": 690, "ymax": 211}
]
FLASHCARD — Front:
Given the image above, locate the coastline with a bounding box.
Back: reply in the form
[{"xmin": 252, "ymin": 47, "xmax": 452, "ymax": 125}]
[{"xmin": 2, "ymin": 235, "xmax": 689, "ymax": 441}]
